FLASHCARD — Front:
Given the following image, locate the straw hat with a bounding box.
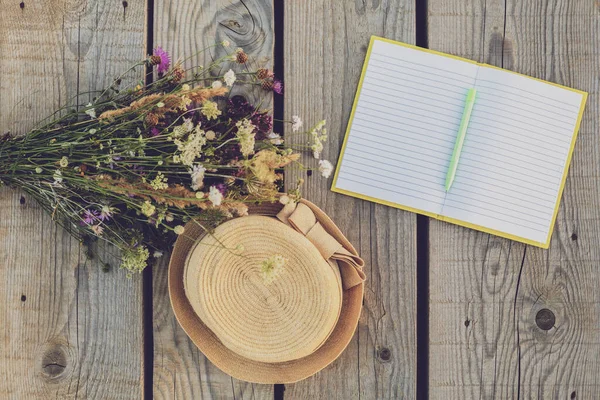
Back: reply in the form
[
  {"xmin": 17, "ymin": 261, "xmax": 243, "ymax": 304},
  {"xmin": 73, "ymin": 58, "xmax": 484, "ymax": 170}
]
[{"xmin": 169, "ymin": 198, "xmax": 365, "ymax": 383}]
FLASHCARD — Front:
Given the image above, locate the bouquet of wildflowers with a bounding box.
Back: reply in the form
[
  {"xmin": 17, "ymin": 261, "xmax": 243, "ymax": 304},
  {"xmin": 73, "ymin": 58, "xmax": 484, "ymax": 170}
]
[{"xmin": 0, "ymin": 43, "xmax": 333, "ymax": 276}]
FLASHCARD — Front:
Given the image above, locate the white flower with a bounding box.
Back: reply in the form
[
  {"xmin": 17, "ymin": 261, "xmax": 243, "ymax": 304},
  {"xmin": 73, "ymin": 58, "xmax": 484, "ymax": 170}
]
[
  {"xmin": 85, "ymin": 103, "xmax": 96, "ymax": 119},
  {"xmin": 172, "ymin": 125, "xmax": 207, "ymax": 166},
  {"xmin": 35, "ymin": 167, "xmax": 42, "ymax": 174},
  {"xmin": 53, "ymin": 169, "xmax": 63, "ymax": 184},
  {"xmin": 221, "ymin": 40, "xmax": 230, "ymax": 47},
  {"xmin": 189, "ymin": 164, "xmax": 206, "ymax": 191},
  {"xmin": 235, "ymin": 118, "xmax": 256, "ymax": 156},
  {"xmin": 309, "ymin": 120, "xmax": 327, "ymax": 159},
  {"xmin": 212, "ymin": 80, "xmax": 223, "ymax": 89},
  {"xmin": 267, "ymin": 132, "xmax": 283, "ymax": 145},
  {"xmin": 224, "ymin": 69, "xmax": 236, "ymax": 87},
  {"xmin": 208, "ymin": 185, "xmax": 223, "ymax": 206},
  {"xmin": 318, "ymin": 160, "xmax": 334, "ymax": 178},
  {"xmin": 153, "ymin": 250, "xmax": 164, "ymax": 258},
  {"xmin": 260, "ymin": 255, "xmax": 286, "ymax": 284},
  {"xmin": 291, "ymin": 115, "xmax": 303, "ymax": 132},
  {"xmin": 174, "ymin": 225, "xmax": 185, "ymax": 235}
]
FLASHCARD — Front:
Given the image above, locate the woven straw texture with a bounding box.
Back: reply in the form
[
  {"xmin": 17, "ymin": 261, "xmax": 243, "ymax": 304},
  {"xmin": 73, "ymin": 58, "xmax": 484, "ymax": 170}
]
[
  {"xmin": 184, "ymin": 215, "xmax": 343, "ymax": 363},
  {"xmin": 169, "ymin": 199, "xmax": 365, "ymax": 384}
]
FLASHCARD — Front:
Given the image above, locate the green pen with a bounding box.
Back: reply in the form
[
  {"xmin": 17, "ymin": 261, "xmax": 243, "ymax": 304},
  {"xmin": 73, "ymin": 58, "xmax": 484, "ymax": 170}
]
[{"xmin": 445, "ymin": 88, "xmax": 477, "ymax": 192}]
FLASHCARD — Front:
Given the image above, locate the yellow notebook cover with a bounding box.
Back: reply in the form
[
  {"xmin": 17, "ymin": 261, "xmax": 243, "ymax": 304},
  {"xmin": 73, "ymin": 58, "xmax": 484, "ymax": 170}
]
[{"xmin": 331, "ymin": 36, "xmax": 588, "ymax": 249}]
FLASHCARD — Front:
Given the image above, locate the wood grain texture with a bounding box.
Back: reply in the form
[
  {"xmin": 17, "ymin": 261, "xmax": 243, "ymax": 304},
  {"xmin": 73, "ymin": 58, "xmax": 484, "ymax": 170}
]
[
  {"xmin": 152, "ymin": 1, "xmax": 274, "ymax": 398},
  {"xmin": 283, "ymin": 1, "xmax": 416, "ymax": 398},
  {"xmin": 0, "ymin": 0, "xmax": 146, "ymax": 398},
  {"xmin": 428, "ymin": 0, "xmax": 600, "ymax": 398}
]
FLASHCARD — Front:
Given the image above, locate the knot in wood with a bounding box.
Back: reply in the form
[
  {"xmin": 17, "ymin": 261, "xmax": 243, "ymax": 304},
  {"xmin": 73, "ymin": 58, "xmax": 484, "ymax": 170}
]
[
  {"xmin": 377, "ymin": 347, "xmax": 392, "ymax": 362},
  {"xmin": 40, "ymin": 344, "xmax": 69, "ymax": 379},
  {"xmin": 535, "ymin": 308, "xmax": 555, "ymax": 331}
]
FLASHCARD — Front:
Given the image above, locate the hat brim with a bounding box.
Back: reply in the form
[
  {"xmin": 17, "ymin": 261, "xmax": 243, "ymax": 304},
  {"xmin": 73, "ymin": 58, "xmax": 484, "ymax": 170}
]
[{"xmin": 168, "ymin": 199, "xmax": 364, "ymax": 384}]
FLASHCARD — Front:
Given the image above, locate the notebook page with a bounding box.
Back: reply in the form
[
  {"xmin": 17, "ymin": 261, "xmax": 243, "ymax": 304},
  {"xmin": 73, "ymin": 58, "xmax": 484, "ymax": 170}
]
[
  {"xmin": 441, "ymin": 66, "xmax": 585, "ymax": 244},
  {"xmin": 334, "ymin": 38, "xmax": 479, "ymax": 216}
]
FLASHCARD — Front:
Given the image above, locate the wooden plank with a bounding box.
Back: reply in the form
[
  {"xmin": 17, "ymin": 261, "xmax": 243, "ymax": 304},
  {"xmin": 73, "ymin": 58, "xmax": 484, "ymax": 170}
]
[
  {"xmin": 428, "ymin": 0, "xmax": 600, "ymax": 398},
  {"xmin": 0, "ymin": 1, "xmax": 145, "ymax": 398},
  {"xmin": 152, "ymin": 1, "xmax": 274, "ymax": 398},
  {"xmin": 283, "ymin": 1, "xmax": 417, "ymax": 398}
]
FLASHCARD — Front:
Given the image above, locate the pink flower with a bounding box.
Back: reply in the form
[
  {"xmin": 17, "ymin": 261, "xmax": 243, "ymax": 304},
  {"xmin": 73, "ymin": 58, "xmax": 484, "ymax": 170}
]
[
  {"xmin": 150, "ymin": 127, "xmax": 161, "ymax": 137},
  {"xmin": 153, "ymin": 47, "xmax": 171, "ymax": 74},
  {"xmin": 272, "ymin": 79, "xmax": 283, "ymax": 95}
]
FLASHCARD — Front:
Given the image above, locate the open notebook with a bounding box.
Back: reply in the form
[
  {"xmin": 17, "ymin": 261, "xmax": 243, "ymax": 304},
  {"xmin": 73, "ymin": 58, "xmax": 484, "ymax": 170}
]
[{"xmin": 332, "ymin": 36, "xmax": 588, "ymax": 248}]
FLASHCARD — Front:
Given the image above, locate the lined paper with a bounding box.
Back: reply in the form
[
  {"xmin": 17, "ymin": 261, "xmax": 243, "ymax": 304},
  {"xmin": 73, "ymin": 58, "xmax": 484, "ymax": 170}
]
[
  {"xmin": 333, "ymin": 37, "xmax": 586, "ymax": 247},
  {"xmin": 335, "ymin": 39, "xmax": 478, "ymax": 215},
  {"xmin": 442, "ymin": 66, "xmax": 583, "ymax": 243}
]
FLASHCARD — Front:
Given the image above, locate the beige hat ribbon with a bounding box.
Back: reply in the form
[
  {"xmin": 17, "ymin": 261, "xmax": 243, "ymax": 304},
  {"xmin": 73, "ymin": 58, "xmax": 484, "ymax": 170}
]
[{"xmin": 277, "ymin": 202, "xmax": 366, "ymax": 289}]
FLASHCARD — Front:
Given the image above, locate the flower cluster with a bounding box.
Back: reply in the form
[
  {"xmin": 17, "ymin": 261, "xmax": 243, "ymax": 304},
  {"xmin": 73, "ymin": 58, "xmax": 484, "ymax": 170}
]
[{"xmin": 0, "ymin": 45, "xmax": 332, "ymax": 276}]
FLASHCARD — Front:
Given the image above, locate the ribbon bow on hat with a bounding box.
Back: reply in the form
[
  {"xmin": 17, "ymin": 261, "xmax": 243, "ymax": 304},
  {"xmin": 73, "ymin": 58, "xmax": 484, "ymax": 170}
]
[{"xmin": 277, "ymin": 202, "xmax": 366, "ymax": 290}]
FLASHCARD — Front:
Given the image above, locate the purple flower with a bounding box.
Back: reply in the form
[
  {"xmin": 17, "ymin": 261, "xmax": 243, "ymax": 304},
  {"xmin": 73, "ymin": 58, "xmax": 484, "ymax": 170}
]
[
  {"xmin": 272, "ymin": 79, "xmax": 283, "ymax": 95},
  {"xmin": 215, "ymin": 183, "xmax": 227, "ymax": 195},
  {"xmin": 150, "ymin": 127, "xmax": 161, "ymax": 137},
  {"xmin": 153, "ymin": 46, "xmax": 171, "ymax": 74},
  {"xmin": 81, "ymin": 209, "xmax": 100, "ymax": 226}
]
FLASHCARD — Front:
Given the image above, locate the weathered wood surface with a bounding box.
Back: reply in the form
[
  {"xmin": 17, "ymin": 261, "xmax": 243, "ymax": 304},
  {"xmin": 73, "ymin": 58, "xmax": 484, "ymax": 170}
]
[
  {"xmin": 152, "ymin": 1, "xmax": 274, "ymax": 398},
  {"xmin": 0, "ymin": 0, "xmax": 145, "ymax": 399},
  {"xmin": 428, "ymin": 0, "xmax": 600, "ymax": 398},
  {"xmin": 283, "ymin": 1, "xmax": 417, "ymax": 399}
]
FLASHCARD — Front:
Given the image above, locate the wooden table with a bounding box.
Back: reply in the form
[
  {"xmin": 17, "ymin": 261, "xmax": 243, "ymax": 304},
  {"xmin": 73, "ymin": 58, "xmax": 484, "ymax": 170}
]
[{"xmin": 1, "ymin": 1, "xmax": 598, "ymax": 398}]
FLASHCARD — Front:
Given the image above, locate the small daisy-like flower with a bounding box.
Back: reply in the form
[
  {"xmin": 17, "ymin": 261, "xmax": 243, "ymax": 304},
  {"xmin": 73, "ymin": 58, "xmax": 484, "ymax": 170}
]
[
  {"xmin": 318, "ymin": 159, "xmax": 334, "ymax": 178},
  {"xmin": 201, "ymin": 100, "xmax": 222, "ymax": 120},
  {"xmin": 165, "ymin": 213, "xmax": 174, "ymax": 222},
  {"xmin": 268, "ymin": 132, "xmax": 283, "ymax": 145},
  {"xmin": 291, "ymin": 115, "xmax": 303, "ymax": 132},
  {"xmin": 260, "ymin": 255, "xmax": 286, "ymax": 284},
  {"xmin": 189, "ymin": 164, "xmax": 206, "ymax": 191},
  {"xmin": 153, "ymin": 46, "xmax": 171, "ymax": 74},
  {"xmin": 182, "ymin": 84, "xmax": 191, "ymax": 91},
  {"xmin": 82, "ymin": 209, "xmax": 100, "ymax": 225},
  {"xmin": 59, "ymin": 156, "xmax": 69, "ymax": 168},
  {"xmin": 84, "ymin": 103, "xmax": 96, "ymax": 119},
  {"xmin": 174, "ymin": 225, "xmax": 185, "ymax": 235},
  {"xmin": 212, "ymin": 80, "xmax": 223, "ymax": 89},
  {"xmin": 90, "ymin": 224, "xmax": 104, "ymax": 236},
  {"xmin": 99, "ymin": 205, "xmax": 114, "ymax": 221},
  {"xmin": 35, "ymin": 167, "xmax": 42, "ymax": 174},
  {"xmin": 153, "ymin": 250, "xmax": 164, "ymax": 258},
  {"xmin": 195, "ymin": 191, "xmax": 204, "ymax": 199},
  {"xmin": 208, "ymin": 185, "xmax": 223, "ymax": 206},
  {"xmin": 141, "ymin": 201, "xmax": 156, "ymax": 217},
  {"xmin": 221, "ymin": 40, "xmax": 230, "ymax": 47},
  {"xmin": 224, "ymin": 69, "xmax": 236, "ymax": 87}
]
